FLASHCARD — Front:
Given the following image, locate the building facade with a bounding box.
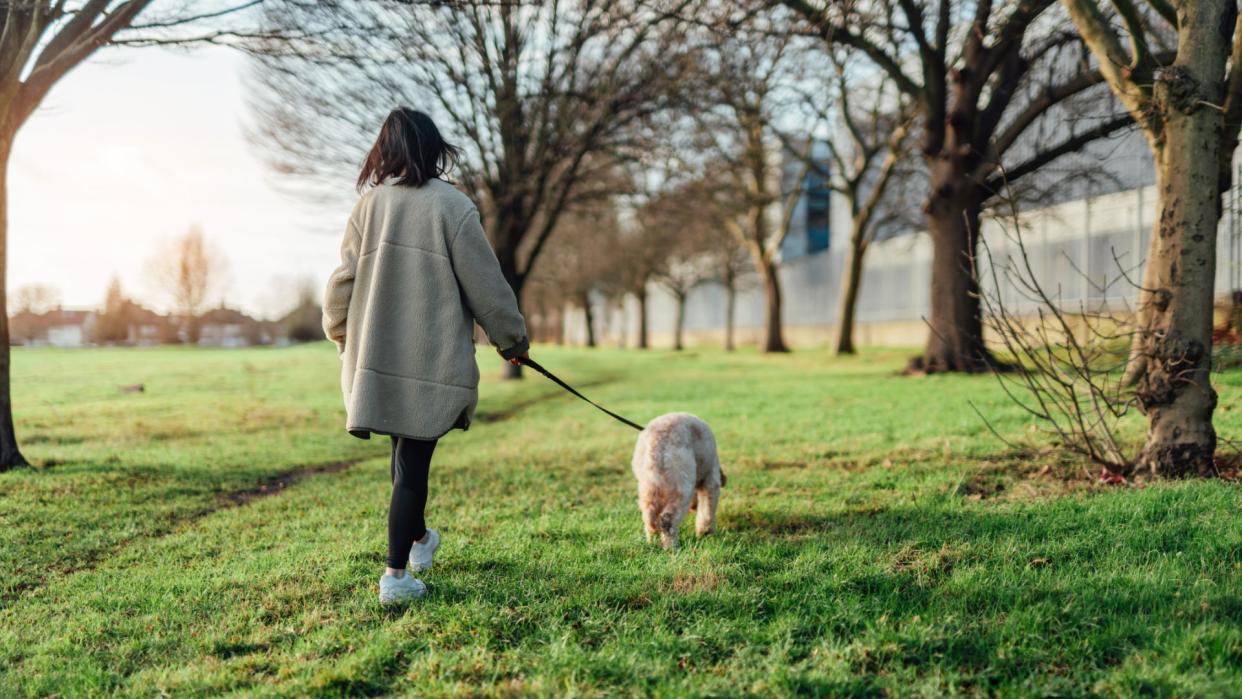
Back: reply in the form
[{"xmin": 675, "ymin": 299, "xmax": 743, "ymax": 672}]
[{"xmin": 563, "ymin": 134, "xmax": 1240, "ymax": 349}]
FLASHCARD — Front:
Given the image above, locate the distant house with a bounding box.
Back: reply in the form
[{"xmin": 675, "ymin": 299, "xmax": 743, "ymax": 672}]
[
  {"xmin": 10, "ymin": 308, "xmax": 96, "ymax": 348},
  {"xmin": 197, "ymin": 306, "xmax": 276, "ymax": 348},
  {"xmin": 124, "ymin": 304, "xmax": 171, "ymax": 346},
  {"xmin": 11, "ymin": 304, "xmax": 283, "ymax": 349},
  {"xmin": 94, "ymin": 299, "xmax": 173, "ymax": 346}
]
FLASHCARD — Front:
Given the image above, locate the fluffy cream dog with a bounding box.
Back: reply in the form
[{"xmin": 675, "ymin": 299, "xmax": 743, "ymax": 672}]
[{"xmin": 631, "ymin": 413, "xmax": 725, "ymax": 549}]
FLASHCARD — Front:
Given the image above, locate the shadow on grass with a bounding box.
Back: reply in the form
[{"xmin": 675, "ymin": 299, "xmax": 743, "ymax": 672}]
[
  {"xmin": 474, "ymin": 376, "xmax": 619, "ymax": 424},
  {"xmin": 346, "ymin": 491, "xmax": 1242, "ymax": 695}
]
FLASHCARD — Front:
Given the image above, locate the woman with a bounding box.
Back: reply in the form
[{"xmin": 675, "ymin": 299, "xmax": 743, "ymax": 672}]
[{"xmin": 323, "ymin": 108, "xmax": 528, "ymax": 605}]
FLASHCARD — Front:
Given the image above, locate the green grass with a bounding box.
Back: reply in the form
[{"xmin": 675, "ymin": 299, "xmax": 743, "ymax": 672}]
[{"xmin": 1, "ymin": 343, "xmax": 1240, "ymax": 697}]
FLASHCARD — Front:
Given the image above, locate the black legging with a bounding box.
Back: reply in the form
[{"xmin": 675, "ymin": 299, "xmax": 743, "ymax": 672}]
[{"xmin": 387, "ymin": 435, "xmax": 437, "ymax": 569}]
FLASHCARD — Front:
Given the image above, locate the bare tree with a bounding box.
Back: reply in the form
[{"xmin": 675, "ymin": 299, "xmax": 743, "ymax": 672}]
[
  {"xmin": 815, "ymin": 54, "xmax": 919, "ymax": 355},
  {"xmin": 1061, "ymin": 1, "xmax": 1242, "ymax": 478},
  {"xmin": 976, "ymin": 192, "xmax": 1139, "ymax": 471},
  {"xmin": 709, "ymin": 222, "xmax": 755, "ymax": 352},
  {"xmin": 10, "ymin": 281, "xmax": 60, "ymax": 344},
  {"xmin": 251, "ymin": 0, "xmax": 693, "ymax": 376},
  {"xmin": 12, "ymin": 283, "xmax": 59, "ymax": 315},
  {"xmin": 694, "ymin": 29, "xmax": 819, "ymax": 352},
  {"xmin": 613, "ymin": 161, "xmax": 755, "ymax": 351},
  {"xmin": 615, "ymin": 215, "xmax": 672, "ymax": 350},
  {"xmin": 526, "ymin": 200, "xmax": 625, "ymax": 348},
  {"xmin": 0, "ymin": 1, "xmax": 261, "ymax": 470},
  {"xmin": 656, "ymin": 252, "xmax": 715, "ymax": 351},
  {"xmin": 783, "ymin": 0, "xmax": 1137, "ymax": 373},
  {"xmin": 94, "ymin": 275, "xmax": 129, "ymax": 344},
  {"xmin": 639, "ymin": 184, "xmax": 719, "ymax": 350},
  {"xmin": 686, "ymin": 172, "xmax": 754, "ymax": 351},
  {"xmin": 147, "ymin": 226, "xmax": 227, "ymax": 344}
]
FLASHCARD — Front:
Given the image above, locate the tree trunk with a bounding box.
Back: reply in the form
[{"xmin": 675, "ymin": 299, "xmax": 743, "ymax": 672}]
[
  {"xmin": 581, "ymin": 290, "xmax": 596, "ymax": 348},
  {"xmin": 907, "ymin": 185, "xmax": 992, "ymax": 373},
  {"xmin": 0, "ymin": 133, "xmax": 28, "ymax": 471},
  {"xmin": 673, "ymin": 292, "xmax": 686, "ymax": 351},
  {"xmin": 758, "ymin": 257, "xmax": 788, "ymax": 353},
  {"xmin": 835, "ymin": 222, "xmax": 867, "ymax": 356},
  {"xmin": 724, "ymin": 281, "xmax": 736, "ymax": 352},
  {"xmin": 1132, "ymin": 58, "xmax": 1226, "ymax": 477},
  {"xmin": 185, "ymin": 316, "xmax": 202, "ymax": 345},
  {"xmin": 637, "ymin": 285, "xmax": 649, "ymax": 349}
]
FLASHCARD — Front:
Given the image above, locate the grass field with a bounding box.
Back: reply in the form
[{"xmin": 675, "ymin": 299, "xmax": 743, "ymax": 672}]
[{"xmin": 1, "ymin": 343, "xmax": 1241, "ymax": 697}]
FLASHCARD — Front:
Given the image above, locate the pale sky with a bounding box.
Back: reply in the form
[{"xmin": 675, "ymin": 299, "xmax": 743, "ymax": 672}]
[{"xmin": 9, "ymin": 44, "xmax": 348, "ymax": 319}]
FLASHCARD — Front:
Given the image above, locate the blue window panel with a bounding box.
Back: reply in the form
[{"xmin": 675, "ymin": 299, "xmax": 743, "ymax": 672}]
[{"xmin": 805, "ymin": 168, "xmax": 831, "ymax": 253}]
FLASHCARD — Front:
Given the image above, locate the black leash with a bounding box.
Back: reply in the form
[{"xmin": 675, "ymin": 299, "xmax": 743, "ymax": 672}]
[{"xmin": 518, "ymin": 357, "xmax": 645, "ymax": 432}]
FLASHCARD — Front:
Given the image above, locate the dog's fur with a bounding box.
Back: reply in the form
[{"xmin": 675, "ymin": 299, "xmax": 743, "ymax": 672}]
[{"xmin": 631, "ymin": 412, "xmax": 724, "ymax": 549}]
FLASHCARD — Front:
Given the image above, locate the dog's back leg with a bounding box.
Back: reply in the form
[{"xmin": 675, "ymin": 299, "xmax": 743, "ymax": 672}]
[
  {"xmin": 694, "ymin": 479, "xmax": 719, "ymax": 537},
  {"xmin": 694, "ymin": 436, "xmax": 723, "ymax": 537},
  {"xmin": 641, "ymin": 504, "xmax": 657, "ymax": 543},
  {"xmin": 657, "ymin": 490, "xmax": 694, "ymax": 550},
  {"xmin": 638, "ymin": 484, "xmax": 661, "ymax": 543}
]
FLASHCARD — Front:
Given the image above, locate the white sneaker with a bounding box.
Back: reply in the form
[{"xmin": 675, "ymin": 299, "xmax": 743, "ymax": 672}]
[
  {"xmin": 409, "ymin": 528, "xmax": 440, "ymax": 572},
  {"xmin": 378, "ymin": 572, "xmax": 427, "ymax": 605}
]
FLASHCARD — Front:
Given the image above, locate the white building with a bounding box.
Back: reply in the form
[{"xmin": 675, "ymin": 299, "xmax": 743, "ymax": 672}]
[
  {"xmin": 563, "ymin": 130, "xmax": 1238, "ymax": 348},
  {"xmin": 10, "ymin": 309, "xmax": 96, "ymax": 348}
]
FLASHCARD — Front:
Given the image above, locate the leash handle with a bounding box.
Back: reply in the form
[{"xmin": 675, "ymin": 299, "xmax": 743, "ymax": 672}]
[{"xmin": 518, "ymin": 356, "xmax": 645, "ymax": 432}]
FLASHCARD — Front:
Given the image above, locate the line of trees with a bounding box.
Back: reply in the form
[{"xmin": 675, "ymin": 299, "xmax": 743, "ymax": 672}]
[
  {"xmin": 250, "ymin": 0, "xmax": 696, "ymax": 377},
  {"xmin": 1, "ymin": 1, "xmax": 1235, "ymax": 480},
  {"xmin": 247, "ymin": 2, "xmax": 1130, "ymax": 365},
  {"xmin": 241, "ymin": 0, "xmax": 1239, "ymax": 479}
]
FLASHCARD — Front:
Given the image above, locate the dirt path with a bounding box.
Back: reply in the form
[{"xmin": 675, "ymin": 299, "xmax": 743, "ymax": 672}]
[{"xmin": 3, "ymin": 457, "xmax": 372, "ymax": 607}]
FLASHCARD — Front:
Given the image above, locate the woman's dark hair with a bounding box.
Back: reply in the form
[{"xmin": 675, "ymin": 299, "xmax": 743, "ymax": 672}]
[{"xmin": 357, "ymin": 108, "xmax": 459, "ymax": 191}]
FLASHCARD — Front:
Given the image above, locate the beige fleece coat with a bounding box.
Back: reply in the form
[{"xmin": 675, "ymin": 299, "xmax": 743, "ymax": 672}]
[{"xmin": 323, "ymin": 179, "xmax": 528, "ymax": 440}]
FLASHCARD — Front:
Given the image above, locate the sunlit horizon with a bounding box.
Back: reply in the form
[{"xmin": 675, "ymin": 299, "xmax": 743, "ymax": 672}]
[{"xmin": 9, "ymin": 44, "xmax": 349, "ymax": 320}]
